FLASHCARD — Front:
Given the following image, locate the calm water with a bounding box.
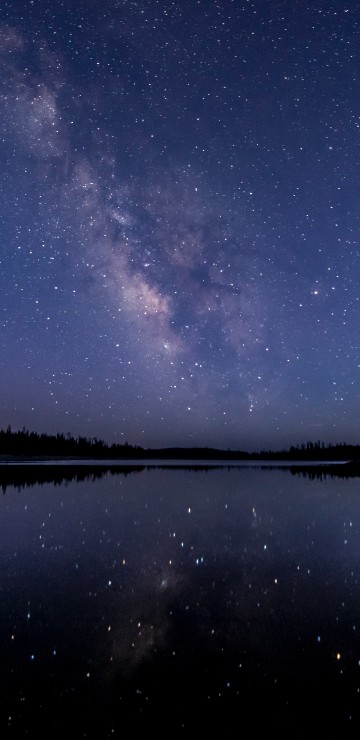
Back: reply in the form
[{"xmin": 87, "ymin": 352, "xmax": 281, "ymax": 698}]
[{"xmin": 1, "ymin": 465, "xmax": 360, "ymax": 738}]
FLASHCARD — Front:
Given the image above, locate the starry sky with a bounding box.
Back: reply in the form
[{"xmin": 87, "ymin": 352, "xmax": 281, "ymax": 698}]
[{"xmin": 1, "ymin": 0, "xmax": 359, "ymax": 451}]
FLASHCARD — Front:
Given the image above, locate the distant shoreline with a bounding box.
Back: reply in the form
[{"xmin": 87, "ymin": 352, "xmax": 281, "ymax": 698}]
[
  {"xmin": 1, "ymin": 428, "xmax": 360, "ymax": 465},
  {"xmin": 0, "ymin": 457, "xmax": 359, "ymax": 492},
  {"xmin": 0, "ymin": 457, "xmax": 357, "ymax": 472}
]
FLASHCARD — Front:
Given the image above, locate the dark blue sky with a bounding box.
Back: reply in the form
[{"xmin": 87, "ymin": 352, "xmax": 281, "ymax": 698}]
[{"xmin": 1, "ymin": 0, "xmax": 359, "ymax": 450}]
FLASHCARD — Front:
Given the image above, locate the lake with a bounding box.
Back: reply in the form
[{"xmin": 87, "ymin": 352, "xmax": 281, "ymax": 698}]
[{"xmin": 1, "ymin": 463, "xmax": 360, "ymax": 737}]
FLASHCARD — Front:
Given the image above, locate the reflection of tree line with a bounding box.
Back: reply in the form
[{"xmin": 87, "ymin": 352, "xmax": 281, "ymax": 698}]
[
  {"xmin": 279, "ymin": 461, "xmax": 360, "ymax": 480},
  {"xmin": 0, "ymin": 464, "xmax": 228, "ymax": 492},
  {"xmin": 0, "ymin": 465, "xmax": 145, "ymax": 493},
  {"xmin": 1, "ymin": 461, "xmax": 360, "ymax": 492}
]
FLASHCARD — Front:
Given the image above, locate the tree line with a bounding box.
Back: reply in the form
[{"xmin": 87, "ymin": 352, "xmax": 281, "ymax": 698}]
[
  {"xmin": 0, "ymin": 426, "xmax": 143, "ymax": 458},
  {"xmin": 252, "ymin": 440, "xmax": 360, "ymax": 461},
  {"xmin": 0, "ymin": 427, "xmax": 359, "ymax": 460}
]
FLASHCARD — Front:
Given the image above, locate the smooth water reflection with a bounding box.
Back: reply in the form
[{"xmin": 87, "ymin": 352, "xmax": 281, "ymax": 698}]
[{"xmin": 1, "ymin": 466, "xmax": 360, "ymax": 737}]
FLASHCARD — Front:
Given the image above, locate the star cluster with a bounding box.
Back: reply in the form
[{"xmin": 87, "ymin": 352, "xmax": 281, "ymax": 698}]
[{"xmin": 1, "ymin": 0, "xmax": 359, "ymax": 449}]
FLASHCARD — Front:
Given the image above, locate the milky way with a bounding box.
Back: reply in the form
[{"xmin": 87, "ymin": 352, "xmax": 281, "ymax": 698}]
[{"xmin": 1, "ymin": 0, "xmax": 359, "ymax": 449}]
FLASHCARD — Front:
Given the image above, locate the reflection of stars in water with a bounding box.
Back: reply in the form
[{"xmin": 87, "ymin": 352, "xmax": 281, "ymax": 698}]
[
  {"xmin": 159, "ymin": 562, "xmax": 182, "ymax": 592},
  {"xmin": 160, "ymin": 576, "xmax": 169, "ymax": 590},
  {"xmin": 105, "ymin": 555, "xmax": 187, "ymax": 671},
  {"xmin": 5, "ymin": 463, "xmax": 360, "ymax": 737}
]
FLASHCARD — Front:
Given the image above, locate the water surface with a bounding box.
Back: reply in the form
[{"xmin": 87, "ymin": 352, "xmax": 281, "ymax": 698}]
[{"xmin": 1, "ymin": 466, "xmax": 360, "ymax": 737}]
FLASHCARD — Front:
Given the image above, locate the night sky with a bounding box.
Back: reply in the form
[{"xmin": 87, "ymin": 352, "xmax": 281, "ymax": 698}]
[{"xmin": 1, "ymin": 0, "xmax": 359, "ymax": 451}]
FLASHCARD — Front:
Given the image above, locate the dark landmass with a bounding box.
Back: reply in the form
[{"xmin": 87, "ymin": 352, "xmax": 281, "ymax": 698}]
[
  {"xmin": 1, "ymin": 426, "xmax": 360, "ymax": 462},
  {"xmin": 1, "ymin": 427, "xmax": 360, "ymax": 487},
  {"xmin": 0, "ymin": 426, "xmax": 360, "ymax": 489}
]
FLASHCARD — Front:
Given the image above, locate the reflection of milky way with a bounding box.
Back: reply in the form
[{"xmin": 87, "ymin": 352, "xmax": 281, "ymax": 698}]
[
  {"xmin": 1, "ymin": 467, "xmax": 360, "ymax": 735},
  {"xmin": 1, "ymin": 3, "xmax": 360, "ymax": 449},
  {"xmin": 108, "ymin": 563, "xmax": 186, "ymax": 672}
]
